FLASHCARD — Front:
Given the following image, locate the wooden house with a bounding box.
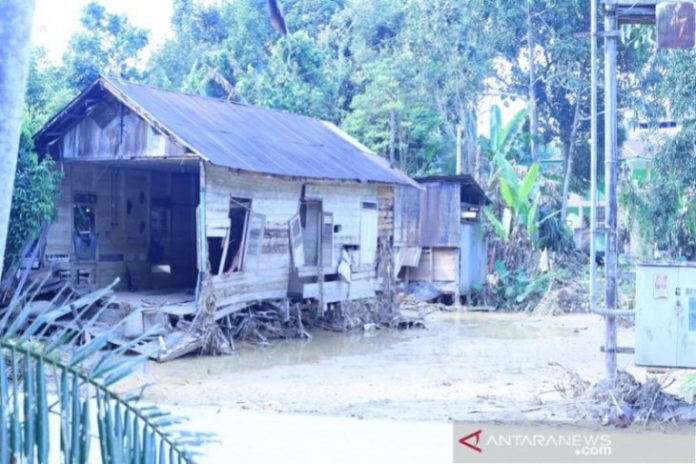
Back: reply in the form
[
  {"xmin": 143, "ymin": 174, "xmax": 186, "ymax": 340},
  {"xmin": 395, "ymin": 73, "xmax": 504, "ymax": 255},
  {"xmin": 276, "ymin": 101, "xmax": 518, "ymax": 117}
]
[
  {"xmin": 33, "ymin": 76, "xmax": 418, "ymax": 326},
  {"xmin": 408, "ymin": 175, "xmax": 489, "ymax": 303}
]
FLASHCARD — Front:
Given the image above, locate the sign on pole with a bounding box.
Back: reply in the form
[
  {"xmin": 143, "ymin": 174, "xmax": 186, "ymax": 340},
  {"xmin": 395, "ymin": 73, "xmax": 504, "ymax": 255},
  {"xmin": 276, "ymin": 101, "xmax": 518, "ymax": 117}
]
[{"xmin": 657, "ymin": 2, "xmax": 696, "ymax": 49}]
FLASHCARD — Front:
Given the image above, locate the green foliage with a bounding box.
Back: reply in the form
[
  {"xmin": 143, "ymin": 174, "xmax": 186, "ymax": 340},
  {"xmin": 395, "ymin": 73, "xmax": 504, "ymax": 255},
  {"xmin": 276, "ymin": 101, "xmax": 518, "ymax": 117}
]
[
  {"xmin": 480, "ymin": 105, "xmax": 530, "ymax": 166},
  {"xmin": 63, "ymin": 2, "xmax": 149, "ymax": 91},
  {"xmin": 621, "ymin": 123, "xmax": 696, "ymax": 260},
  {"xmin": 143, "ymin": 0, "xmax": 503, "ymax": 175},
  {"xmin": 0, "ymin": 281, "xmax": 205, "ymax": 462},
  {"xmin": 489, "ymin": 260, "xmax": 552, "ymax": 310},
  {"xmin": 537, "ymin": 203, "xmax": 575, "ymax": 253},
  {"xmin": 484, "ymin": 154, "xmax": 550, "ymax": 243},
  {"xmin": 4, "ymin": 134, "xmax": 61, "ymax": 274}
]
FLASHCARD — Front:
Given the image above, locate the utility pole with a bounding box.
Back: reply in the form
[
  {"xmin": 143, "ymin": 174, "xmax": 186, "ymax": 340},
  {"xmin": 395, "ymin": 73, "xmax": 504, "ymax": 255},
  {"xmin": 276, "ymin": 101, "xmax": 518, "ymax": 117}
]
[
  {"xmin": 603, "ymin": 0, "xmax": 619, "ymax": 377},
  {"xmin": 592, "ymin": 0, "xmax": 694, "ymax": 378}
]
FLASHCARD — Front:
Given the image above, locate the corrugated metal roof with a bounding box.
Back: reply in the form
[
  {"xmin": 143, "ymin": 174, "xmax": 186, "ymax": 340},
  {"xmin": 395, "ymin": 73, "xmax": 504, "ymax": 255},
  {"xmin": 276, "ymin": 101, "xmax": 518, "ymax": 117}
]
[
  {"xmin": 94, "ymin": 77, "xmax": 413, "ymax": 185},
  {"xmin": 414, "ymin": 174, "xmax": 490, "ymax": 205}
]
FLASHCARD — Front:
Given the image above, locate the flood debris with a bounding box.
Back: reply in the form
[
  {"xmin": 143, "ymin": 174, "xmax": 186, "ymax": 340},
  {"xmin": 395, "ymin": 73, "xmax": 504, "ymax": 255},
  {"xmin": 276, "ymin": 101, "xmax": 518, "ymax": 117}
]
[
  {"xmin": 2, "ymin": 261, "xmax": 425, "ymax": 363},
  {"xmin": 533, "ymin": 276, "xmax": 589, "ymax": 316},
  {"xmin": 554, "ymin": 365, "xmax": 696, "ymax": 426}
]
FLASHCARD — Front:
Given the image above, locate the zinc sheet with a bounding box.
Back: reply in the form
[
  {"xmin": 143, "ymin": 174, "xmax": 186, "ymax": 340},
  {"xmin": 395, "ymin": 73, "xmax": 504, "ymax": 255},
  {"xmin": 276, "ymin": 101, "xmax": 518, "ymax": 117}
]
[{"xmin": 104, "ymin": 78, "xmax": 415, "ymax": 186}]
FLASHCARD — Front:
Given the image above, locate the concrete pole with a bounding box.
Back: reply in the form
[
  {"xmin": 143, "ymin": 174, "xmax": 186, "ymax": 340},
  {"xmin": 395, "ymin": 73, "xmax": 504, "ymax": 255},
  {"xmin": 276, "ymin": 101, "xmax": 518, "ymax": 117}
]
[{"xmin": 603, "ymin": 0, "xmax": 619, "ymax": 378}]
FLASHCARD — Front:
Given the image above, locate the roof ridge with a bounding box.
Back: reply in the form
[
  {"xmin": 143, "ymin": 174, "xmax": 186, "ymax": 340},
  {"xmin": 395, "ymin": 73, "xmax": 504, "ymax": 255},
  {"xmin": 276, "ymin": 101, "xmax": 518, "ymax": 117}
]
[{"xmin": 103, "ymin": 75, "xmax": 333, "ymax": 127}]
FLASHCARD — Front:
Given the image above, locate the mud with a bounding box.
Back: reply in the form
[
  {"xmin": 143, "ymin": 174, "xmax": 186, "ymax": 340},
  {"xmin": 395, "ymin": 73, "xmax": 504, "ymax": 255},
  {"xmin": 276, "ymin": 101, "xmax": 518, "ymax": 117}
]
[{"xmin": 124, "ymin": 311, "xmax": 689, "ymax": 425}]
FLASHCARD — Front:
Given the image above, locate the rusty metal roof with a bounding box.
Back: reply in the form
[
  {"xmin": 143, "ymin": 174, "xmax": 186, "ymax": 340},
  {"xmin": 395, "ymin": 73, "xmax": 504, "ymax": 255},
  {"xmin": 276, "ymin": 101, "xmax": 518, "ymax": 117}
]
[
  {"xmin": 36, "ymin": 77, "xmax": 416, "ymax": 186},
  {"xmin": 414, "ymin": 174, "xmax": 490, "ymax": 205}
]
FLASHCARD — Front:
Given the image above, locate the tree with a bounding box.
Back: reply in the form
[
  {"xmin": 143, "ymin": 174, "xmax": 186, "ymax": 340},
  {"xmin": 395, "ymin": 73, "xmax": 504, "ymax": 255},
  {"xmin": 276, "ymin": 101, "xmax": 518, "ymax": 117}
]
[
  {"xmin": 3, "ymin": 131, "xmax": 61, "ymax": 274},
  {"xmin": 63, "ymin": 2, "xmax": 149, "ymax": 91},
  {"xmin": 493, "ymin": 0, "xmax": 593, "ymax": 183},
  {"xmin": 0, "ymin": 0, "xmax": 35, "ymax": 279},
  {"xmin": 622, "ymin": 48, "xmax": 696, "ymax": 259}
]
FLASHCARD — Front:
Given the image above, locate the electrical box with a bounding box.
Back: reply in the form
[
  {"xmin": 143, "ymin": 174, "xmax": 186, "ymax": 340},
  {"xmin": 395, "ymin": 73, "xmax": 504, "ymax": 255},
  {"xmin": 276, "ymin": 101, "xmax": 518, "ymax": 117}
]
[{"xmin": 635, "ymin": 263, "xmax": 696, "ymax": 368}]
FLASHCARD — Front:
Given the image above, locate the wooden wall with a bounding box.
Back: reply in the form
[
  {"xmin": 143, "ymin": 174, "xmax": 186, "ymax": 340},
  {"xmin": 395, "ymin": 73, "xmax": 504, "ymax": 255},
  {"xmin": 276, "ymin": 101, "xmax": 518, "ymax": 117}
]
[
  {"xmin": 411, "ymin": 247, "xmax": 459, "ymax": 283},
  {"xmin": 393, "ymin": 186, "xmax": 421, "ymax": 246},
  {"xmin": 205, "ymin": 165, "xmax": 303, "ymax": 309},
  {"xmin": 60, "ymin": 96, "xmax": 188, "ymax": 160},
  {"xmin": 43, "ymin": 163, "xmax": 198, "ymax": 290},
  {"xmin": 205, "ymin": 165, "xmax": 394, "ymax": 310},
  {"xmin": 44, "ymin": 158, "xmax": 398, "ymax": 309},
  {"xmin": 304, "ymin": 182, "xmax": 380, "ymax": 272}
]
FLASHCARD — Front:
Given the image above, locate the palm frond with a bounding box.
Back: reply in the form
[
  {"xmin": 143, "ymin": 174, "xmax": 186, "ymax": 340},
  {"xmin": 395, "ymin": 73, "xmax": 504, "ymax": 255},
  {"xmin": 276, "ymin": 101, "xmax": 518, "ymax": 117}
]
[{"xmin": 0, "ymin": 278, "xmax": 208, "ymax": 463}]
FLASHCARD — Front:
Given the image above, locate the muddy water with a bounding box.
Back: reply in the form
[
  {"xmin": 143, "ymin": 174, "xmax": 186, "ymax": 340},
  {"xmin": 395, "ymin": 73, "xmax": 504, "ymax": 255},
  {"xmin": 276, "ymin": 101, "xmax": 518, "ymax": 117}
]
[
  {"xmin": 122, "ymin": 312, "xmax": 656, "ymax": 462},
  {"xmin": 126, "ymin": 311, "xmax": 597, "ymax": 420},
  {"xmin": 137, "ymin": 312, "xmax": 574, "ymax": 379}
]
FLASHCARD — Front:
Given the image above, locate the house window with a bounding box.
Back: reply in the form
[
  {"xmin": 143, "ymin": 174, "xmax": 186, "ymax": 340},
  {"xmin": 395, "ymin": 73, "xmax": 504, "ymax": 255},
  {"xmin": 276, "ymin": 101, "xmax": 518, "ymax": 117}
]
[
  {"xmin": 359, "ymin": 201, "xmax": 378, "ymax": 265},
  {"xmin": 300, "ymin": 201, "xmax": 322, "ymax": 266},
  {"xmin": 208, "ymin": 197, "xmax": 262, "ymax": 275}
]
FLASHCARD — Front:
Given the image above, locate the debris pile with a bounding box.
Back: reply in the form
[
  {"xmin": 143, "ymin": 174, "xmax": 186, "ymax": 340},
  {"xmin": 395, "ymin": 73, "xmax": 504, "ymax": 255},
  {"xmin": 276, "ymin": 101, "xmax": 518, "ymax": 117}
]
[
  {"xmin": 555, "ymin": 367, "xmax": 696, "ymax": 426},
  {"xmin": 534, "ymin": 277, "xmax": 589, "ymax": 316}
]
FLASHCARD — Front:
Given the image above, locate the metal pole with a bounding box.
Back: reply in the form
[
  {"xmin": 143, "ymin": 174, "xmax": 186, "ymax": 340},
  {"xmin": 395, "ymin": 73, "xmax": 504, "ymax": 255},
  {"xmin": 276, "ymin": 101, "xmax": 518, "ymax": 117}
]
[
  {"xmin": 589, "ymin": 0, "xmax": 598, "ymax": 324},
  {"xmin": 603, "ymin": 0, "xmax": 619, "ymax": 378}
]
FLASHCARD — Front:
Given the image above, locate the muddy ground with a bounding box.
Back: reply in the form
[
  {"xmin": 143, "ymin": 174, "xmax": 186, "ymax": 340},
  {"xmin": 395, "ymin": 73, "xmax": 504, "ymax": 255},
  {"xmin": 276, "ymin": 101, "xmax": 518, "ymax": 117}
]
[{"xmin": 123, "ymin": 311, "xmax": 693, "ymax": 462}]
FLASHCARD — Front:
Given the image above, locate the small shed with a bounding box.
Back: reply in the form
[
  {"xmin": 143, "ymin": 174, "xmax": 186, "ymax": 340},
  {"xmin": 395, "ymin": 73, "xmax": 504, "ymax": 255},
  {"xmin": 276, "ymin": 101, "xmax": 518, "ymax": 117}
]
[
  {"xmin": 33, "ymin": 76, "xmax": 418, "ymax": 327},
  {"xmin": 409, "ymin": 175, "xmax": 489, "ymax": 303}
]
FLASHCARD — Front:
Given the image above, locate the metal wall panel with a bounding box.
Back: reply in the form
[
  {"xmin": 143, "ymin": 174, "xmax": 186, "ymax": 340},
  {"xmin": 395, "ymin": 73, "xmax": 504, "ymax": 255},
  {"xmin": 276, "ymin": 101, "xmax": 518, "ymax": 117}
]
[
  {"xmin": 459, "ymin": 222, "xmax": 486, "ymax": 292},
  {"xmin": 419, "ymin": 182, "xmax": 460, "ymax": 247}
]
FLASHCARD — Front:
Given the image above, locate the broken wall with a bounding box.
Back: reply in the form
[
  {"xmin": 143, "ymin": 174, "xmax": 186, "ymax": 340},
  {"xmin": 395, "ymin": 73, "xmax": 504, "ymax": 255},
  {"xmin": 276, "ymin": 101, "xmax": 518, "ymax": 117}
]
[{"xmin": 203, "ymin": 164, "xmax": 302, "ymax": 313}]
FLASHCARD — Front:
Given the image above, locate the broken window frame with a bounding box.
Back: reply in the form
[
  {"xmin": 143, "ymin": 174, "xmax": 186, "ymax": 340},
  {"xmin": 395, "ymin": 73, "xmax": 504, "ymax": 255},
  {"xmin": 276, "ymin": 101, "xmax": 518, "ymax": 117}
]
[
  {"xmin": 289, "ymin": 213, "xmax": 305, "ymax": 269},
  {"xmin": 300, "ymin": 200, "xmax": 323, "ymax": 267},
  {"xmin": 208, "ymin": 197, "xmax": 266, "ymax": 276}
]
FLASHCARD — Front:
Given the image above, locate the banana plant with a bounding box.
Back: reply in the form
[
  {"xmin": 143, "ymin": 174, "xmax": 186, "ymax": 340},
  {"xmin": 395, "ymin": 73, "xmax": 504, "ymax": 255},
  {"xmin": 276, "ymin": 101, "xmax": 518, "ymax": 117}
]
[
  {"xmin": 0, "ymin": 278, "xmax": 208, "ymax": 463},
  {"xmin": 483, "ymin": 154, "xmax": 558, "ymax": 243},
  {"xmin": 479, "ymin": 105, "xmax": 530, "ymax": 189}
]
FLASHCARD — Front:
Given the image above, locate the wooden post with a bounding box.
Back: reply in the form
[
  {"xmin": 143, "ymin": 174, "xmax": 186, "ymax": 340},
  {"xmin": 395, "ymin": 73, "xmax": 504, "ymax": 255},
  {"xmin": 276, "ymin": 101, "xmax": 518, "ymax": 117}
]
[{"xmin": 603, "ymin": 0, "xmax": 619, "ymax": 378}]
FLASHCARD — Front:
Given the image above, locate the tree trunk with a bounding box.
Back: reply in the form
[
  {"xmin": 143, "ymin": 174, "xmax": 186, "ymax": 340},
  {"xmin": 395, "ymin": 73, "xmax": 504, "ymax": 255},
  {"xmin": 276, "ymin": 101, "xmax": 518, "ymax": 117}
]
[
  {"xmin": 0, "ymin": 0, "xmax": 36, "ymax": 279},
  {"xmin": 389, "ymin": 108, "xmax": 396, "ymax": 167},
  {"xmin": 561, "ymin": 87, "xmax": 583, "ymax": 222},
  {"xmin": 526, "ymin": 2, "xmax": 539, "ymax": 163}
]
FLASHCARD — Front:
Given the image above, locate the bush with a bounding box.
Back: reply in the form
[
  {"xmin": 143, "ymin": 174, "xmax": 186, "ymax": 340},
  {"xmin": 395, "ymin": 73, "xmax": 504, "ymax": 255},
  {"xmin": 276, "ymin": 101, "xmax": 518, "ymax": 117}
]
[{"xmin": 4, "ymin": 132, "xmax": 62, "ymax": 273}]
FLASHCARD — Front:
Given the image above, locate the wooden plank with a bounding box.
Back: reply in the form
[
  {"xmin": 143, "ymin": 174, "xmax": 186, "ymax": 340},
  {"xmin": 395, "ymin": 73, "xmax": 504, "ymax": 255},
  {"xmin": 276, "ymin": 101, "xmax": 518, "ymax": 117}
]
[
  {"xmin": 213, "ymin": 301, "xmax": 253, "ymax": 320},
  {"xmin": 303, "ymin": 280, "xmax": 349, "ymax": 302},
  {"xmin": 321, "ymin": 212, "xmax": 334, "ymax": 268},
  {"xmin": 432, "ymin": 248, "xmax": 458, "ymax": 281},
  {"xmin": 359, "ymin": 201, "xmax": 378, "ymax": 265},
  {"xmin": 289, "ymin": 214, "xmax": 305, "ymax": 268},
  {"xmin": 218, "ymin": 226, "xmax": 231, "ymax": 275},
  {"xmin": 302, "ymin": 279, "xmax": 381, "ymax": 302}
]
